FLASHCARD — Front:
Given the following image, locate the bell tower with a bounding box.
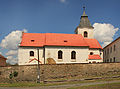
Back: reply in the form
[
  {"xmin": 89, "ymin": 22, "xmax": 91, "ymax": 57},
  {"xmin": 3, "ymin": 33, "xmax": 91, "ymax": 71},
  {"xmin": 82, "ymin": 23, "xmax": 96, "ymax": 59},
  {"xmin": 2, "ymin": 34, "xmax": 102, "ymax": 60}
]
[{"xmin": 75, "ymin": 7, "xmax": 94, "ymax": 38}]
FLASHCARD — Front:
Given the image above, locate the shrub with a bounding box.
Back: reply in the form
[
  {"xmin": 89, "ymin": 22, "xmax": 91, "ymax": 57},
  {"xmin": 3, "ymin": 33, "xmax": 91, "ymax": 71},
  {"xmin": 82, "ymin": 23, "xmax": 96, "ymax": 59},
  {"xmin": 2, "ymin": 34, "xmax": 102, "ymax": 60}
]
[{"xmin": 9, "ymin": 71, "xmax": 18, "ymax": 79}]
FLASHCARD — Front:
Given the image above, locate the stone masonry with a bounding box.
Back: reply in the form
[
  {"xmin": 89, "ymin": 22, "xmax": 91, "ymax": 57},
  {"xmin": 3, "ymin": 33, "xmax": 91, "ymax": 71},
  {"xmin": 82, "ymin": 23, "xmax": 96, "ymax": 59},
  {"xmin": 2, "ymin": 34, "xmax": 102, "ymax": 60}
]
[{"xmin": 0, "ymin": 63, "xmax": 120, "ymax": 83}]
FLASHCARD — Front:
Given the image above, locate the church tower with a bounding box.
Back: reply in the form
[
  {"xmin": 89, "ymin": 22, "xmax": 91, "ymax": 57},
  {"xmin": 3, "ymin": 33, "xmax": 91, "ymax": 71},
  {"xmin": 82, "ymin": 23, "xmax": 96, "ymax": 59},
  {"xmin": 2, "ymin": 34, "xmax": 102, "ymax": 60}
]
[{"xmin": 75, "ymin": 7, "xmax": 94, "ymax": 38}]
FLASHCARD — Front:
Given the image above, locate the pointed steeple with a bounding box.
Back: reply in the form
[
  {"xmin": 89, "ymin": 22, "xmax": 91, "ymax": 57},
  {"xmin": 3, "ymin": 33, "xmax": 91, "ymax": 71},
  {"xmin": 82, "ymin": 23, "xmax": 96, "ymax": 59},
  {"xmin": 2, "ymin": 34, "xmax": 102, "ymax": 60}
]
[
  {"xmin": 82, "ymin": 6, "xmax": 87, "ymax": 16},
  {"xmin": 78, "ymin": 7, "xmax": 94, "ymax": 29},
  {"xmin": 74, "ymin": 7, "xmax": 94, "ymax": 38}
]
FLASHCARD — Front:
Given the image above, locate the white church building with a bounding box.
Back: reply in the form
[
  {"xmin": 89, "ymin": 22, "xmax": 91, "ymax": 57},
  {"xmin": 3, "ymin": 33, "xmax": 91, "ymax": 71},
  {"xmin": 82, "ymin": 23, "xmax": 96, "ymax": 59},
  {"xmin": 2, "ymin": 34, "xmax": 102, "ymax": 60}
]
[{"xmin": 18, "ymin": 8, "xmax": 103, "ymax": 65}]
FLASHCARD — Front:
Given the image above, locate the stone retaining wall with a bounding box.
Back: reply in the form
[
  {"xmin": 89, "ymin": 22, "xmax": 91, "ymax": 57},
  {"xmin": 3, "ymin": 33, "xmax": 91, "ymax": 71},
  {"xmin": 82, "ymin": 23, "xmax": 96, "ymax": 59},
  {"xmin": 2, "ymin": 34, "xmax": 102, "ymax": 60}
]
[{"xmin": 0, "ymin": 63, "xmax": 120, "ymax": 83}]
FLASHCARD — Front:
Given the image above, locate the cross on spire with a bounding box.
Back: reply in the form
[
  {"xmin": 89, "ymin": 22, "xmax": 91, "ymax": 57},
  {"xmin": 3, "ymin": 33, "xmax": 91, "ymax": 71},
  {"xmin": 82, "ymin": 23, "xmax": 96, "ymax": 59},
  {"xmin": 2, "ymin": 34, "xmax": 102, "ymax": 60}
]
[
  {"xmin": 82, "ymin": 6, "xmax": 87, "ymax": 16},
  {"xmin": 83, "ymin": 6, "xmax": 85, "ymax": 11}
]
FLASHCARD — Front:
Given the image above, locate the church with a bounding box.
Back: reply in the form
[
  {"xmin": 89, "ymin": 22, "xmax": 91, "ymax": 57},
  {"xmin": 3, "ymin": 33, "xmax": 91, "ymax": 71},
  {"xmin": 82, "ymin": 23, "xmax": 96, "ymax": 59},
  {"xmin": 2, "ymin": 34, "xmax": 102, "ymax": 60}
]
[{"xmin": 18, "ymin": 8, "xmax": 103, "ymax": 65}]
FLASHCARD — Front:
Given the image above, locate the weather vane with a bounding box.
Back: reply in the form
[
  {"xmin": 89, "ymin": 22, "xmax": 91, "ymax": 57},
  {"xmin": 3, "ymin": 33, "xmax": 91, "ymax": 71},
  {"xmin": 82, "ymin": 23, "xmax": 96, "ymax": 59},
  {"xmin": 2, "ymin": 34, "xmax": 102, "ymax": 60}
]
[
  {"xmin": 83, "ymin": 6, "xmax": 85, "ymax": 11},
  {"xmin": 83, "ymin": 3, "xmax": 85, "ymax": 11}
]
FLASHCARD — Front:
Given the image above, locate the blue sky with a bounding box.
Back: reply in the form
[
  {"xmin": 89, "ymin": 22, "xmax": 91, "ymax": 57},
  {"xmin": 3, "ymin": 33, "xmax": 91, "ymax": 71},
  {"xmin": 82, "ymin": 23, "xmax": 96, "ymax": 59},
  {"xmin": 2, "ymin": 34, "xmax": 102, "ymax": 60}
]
[
  {"xmin": 0, "ymin": 0, "xmax": 120, "ymax": 64},
  {"xmin": 0, "ymin": 0, "xmax": 120, "ymax": 38}
]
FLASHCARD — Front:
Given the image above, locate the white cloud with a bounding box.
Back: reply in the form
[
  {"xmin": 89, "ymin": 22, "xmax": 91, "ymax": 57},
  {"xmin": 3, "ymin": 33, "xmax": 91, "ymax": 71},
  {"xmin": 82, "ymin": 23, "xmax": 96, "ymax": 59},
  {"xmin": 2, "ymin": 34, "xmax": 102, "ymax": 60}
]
[
  {"xmin": 93, "ymin": 23, "xmax": 119, "ymax": 47},
  {"xmin": 0, "ymin": 52, "xmax": 2, "ymax": 54},
  {"xmin": 7, "ymin": 56, "xmax": 13, "ymax": 60},
  {"xmin": 6, "ymin": 56, "xmax": 18, "ymax": 65},
  {"xmin": 0, "ymin": 29, "xmax": 27, "ymax": 65},
  {"xmin": 5, "ymin": 50, "xmax": 18, "ymax": 56},
  {"xmin": 60, "ymin": 0, "xmax": 66, "ymax": 3},
  {"xmin": 0, "ymin": 29, "xmax": 27, "ymax": 50}
]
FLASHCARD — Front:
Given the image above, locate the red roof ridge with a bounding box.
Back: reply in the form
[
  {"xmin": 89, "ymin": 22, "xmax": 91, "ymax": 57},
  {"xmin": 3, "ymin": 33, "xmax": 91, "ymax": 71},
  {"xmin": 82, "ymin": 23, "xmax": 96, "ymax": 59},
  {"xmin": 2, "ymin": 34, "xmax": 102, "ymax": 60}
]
[{"xmin": 23, "ymin": 32, "xmax": 86, "ymax": 37}]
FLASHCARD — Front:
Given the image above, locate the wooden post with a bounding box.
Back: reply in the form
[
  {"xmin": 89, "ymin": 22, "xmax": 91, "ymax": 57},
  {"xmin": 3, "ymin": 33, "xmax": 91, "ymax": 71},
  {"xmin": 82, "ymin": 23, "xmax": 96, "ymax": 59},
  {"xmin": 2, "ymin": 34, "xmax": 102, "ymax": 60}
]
[{"xmin": 37, "ymin": 48, "xmax": 40, "ymax": 83}]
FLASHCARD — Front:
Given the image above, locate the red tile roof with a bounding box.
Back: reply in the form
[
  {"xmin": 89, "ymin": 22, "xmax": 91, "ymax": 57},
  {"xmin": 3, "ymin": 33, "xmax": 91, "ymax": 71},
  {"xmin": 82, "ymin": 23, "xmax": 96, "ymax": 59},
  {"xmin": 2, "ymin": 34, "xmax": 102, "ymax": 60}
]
[
  {"xmin": 20, "ymin": 33, "xmax": 102, "ymax": 49},
  {"xmin": 88, "ymin": 55, "xmax": 102, "ymax": 60},
  {"xmin": 84, "ymin": 38, "xmax": 102, "ymax": 49},
  {"xmin": 20, "ymin": 33, "xmax": 45, "ymax": 47}
]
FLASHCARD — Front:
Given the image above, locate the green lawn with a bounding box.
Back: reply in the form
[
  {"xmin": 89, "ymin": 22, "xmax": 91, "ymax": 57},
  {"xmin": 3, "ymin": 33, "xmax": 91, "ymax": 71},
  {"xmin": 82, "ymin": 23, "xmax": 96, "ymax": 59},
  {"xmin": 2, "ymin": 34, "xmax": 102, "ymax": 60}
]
[
  {"xmin": 0, "ymin": 83, "xmax": 41, "ymax": 87},
  {"xmin": 0, "ymin": 78, "xmax": 120, "ymax": 87},
  {"xmin": 68, "ymin": 82, "xmax": 120, "ymax": 89}
]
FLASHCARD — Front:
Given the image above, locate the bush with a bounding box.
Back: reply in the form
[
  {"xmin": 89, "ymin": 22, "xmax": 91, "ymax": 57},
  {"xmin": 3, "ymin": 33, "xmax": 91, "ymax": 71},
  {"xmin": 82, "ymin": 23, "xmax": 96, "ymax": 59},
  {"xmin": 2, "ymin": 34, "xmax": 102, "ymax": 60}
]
[
  {"xmin": 13, "ymin": 71, "xmax": 18, "ymax": 77},
  {"xmin": 9, "ymin": 71, "xmax": 18, "ymax": 79},
  {"xmin": 9, "ymin": 73, "xmax": 13, "ymax": 79}
]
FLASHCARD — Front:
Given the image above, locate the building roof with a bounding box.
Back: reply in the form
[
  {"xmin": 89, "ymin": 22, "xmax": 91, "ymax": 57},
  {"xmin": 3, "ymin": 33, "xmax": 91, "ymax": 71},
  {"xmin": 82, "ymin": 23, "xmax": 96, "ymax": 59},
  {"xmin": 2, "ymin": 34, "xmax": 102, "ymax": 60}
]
[
  {"xmin": 88, "ymin": 55, "xmax": 102, "ymax": 60},
  {"xmin": 84, "ymin": 38, "xmax": 103, "ymax": 49},
  {"xmin": 20, "ymin": 33, "xmax": 88, "ymax": 47},
  {"xmin": 77, "ymin": 8, "xmax": 94, "ymax": 29},
  {"xmin": 20, "ymin": 33, "xmax": 102, "ymax": 49},
  {"xmin": 0, "ymin": 54, "xmax": 7, "ymax": 60}
]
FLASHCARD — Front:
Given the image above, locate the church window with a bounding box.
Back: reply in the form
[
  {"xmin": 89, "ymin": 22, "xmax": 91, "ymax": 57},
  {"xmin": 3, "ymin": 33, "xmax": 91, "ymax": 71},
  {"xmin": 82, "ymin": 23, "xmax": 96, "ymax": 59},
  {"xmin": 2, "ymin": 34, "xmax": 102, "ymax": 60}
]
[
  {"xmin": 30, "ymin": 51, "xmax": 34, "ymax": 56},
  {"xmin": 90, "ymin": 52, "xmax": 93, "ymax": 55},
  {"xmin": 58, "ymin": 50, "xmax": 63, "ymax": 59},
  {"xmin": 84, "ymin": 31, "xmax": 88, "ymax": 37},
  {"xmin": 71, "ymin": 51, "xmax": 76, "ymax": 59}
]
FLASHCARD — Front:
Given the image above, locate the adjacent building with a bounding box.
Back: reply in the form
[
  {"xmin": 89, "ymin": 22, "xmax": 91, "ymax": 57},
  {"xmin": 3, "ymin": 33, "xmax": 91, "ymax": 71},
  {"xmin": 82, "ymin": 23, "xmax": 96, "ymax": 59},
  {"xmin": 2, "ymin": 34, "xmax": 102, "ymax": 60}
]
[
  {"xmin": 103, "ymin": 37, "xmax": 120, "ymax": 63},
  {"xmin": 0, "ymin": 54, "xmax": 7, "ymax": 67},
  {"xmin": 18, "ymin": 8, "xmax": 103, "ymax": 65}
]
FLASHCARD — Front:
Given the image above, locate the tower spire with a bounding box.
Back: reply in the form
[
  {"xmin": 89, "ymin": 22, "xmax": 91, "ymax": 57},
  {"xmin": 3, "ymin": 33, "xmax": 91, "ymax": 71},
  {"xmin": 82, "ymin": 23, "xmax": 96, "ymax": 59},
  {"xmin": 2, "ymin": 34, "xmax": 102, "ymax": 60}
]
[
  {"xmin": 82, "ymin": 6, "xmax": 87, "ymax": 16},
  {"xmin": 75, "ymin": 7, "xmax": 94, "ymax": 38}
]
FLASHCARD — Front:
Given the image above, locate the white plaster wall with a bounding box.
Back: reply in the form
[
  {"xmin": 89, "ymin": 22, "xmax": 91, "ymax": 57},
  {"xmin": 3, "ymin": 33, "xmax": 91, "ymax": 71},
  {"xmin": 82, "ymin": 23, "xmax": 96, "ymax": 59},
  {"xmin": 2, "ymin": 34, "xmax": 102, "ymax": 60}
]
[
  {"xmin": 44, "ymin": 46, "xmax": 89, "ymax": 64},
  {"xmin": 76, "ymin": 28, "xmax": 94, "ymax": 38},
  {"xmin": 18, "ymin": 46, "xmax": 103, "ymax": 65},
  {"xmin": 18, "ymin": 47, "xmax": 44, "ymax": 65}
]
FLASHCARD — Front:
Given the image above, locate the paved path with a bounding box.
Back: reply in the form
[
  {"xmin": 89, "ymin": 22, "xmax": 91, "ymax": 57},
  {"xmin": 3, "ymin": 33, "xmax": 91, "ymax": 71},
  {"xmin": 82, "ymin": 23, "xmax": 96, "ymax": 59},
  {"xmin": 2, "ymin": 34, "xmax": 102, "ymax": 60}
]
[{"xmin": 0, "ymin": 80, "xmax": 120, "ymax": 89}]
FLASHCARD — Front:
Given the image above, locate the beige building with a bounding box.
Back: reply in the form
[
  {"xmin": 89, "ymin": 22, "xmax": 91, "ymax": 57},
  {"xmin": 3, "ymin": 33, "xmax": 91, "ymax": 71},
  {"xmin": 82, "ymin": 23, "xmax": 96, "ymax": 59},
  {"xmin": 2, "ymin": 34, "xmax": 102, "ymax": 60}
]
[{"xmin": 103, "ymin": 37, "xmax": 120, "ymax": 63}]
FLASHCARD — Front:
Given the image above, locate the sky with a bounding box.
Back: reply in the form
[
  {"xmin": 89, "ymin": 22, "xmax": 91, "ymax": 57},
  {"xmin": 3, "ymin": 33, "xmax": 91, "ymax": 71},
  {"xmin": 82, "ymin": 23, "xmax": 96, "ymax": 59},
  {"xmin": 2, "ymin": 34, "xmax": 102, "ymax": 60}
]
[{"xmin": 0, "ymin": 0, "xmax": 120, "ymax": 64}]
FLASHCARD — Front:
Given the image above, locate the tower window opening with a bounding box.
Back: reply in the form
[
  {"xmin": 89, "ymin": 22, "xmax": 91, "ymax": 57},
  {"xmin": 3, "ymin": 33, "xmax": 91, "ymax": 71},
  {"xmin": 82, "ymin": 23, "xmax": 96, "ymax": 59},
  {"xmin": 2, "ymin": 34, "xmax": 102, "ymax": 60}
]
[{"xmin": 84, "ymin": 31, "xmax": 88, "ymax": 37}]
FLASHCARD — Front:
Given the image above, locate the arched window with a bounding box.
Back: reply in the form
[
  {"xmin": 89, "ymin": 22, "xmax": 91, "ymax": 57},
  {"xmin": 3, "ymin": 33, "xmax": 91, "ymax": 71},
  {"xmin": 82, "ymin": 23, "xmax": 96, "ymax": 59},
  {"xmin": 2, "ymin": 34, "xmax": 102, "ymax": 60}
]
[
  {"xmin": 71, "ymin": 51, "xmax": 76, "ymax": 59},
  {"xmin": 58, "ymin": 50, "xmax": 63, "ymax": 59},
  {"xmin": 90, "ymin": 52, "xmax": 93, "ymax": 55},
  {"xmin": 30, "ymin": 51, "xmax": 34, "ymax": 56},
  {"xmin": 84, "ymin": 31, "xmax": 88, "ymax": 37}
]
